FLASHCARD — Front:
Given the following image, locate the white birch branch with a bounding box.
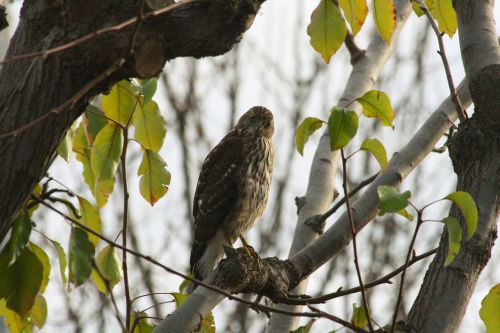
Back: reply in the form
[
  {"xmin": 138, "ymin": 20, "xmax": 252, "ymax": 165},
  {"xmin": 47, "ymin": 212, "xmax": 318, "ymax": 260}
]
[
  {"xmin": 267, "ymin": 1, "xmax": 413, "ymax": 331},
  {"xmin": 153, "ymin": 61, "xmax": 473, "ymax": 333}
]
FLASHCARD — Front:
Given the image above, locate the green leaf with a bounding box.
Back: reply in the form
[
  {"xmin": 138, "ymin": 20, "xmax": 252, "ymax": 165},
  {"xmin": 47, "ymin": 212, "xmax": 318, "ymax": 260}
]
[
  {"xmin": 138, "ymin": 150, "xmax": 171, "ymax": 206},
  {"xmin": 327, "ymin": 107, "xmax": 358, "ymax": 150},
  {"xmin": 171, "ymin": 292, "xmax": 190, "ymax": 308},
  {"xmin": 29, "ymin": 243, "xmax": 51, "ymax": 294},
  {"xmin": 142, "ymin": 79, "xmax": 158, "ymax": 105},
  {"xmin": 73, "ymin": 123, "xmax": 96, "ymax": 192},
  {"xmin": 102, "ymin": 80, "xmax": 137, "ymax": 124},
  {"xmin": 91, "ymin": 245, "xmax": 123, "ymax": 294},
  {"xmin": 428, "ymin": 0, "xmax": 457, "ymax": 37},
  {"xmin": 94, "ymin": 177, "xmax": 116, "ymax": 208},
  {"xmin": 199, "ymin": 311, "xmax": 215, "ymax": 333},
  {"xmin": 9, "ymin": 210, "xmax": 32, "ymax": 264},
  {"xmin": 74, "ymin": 196, "xmax": 102, "ymax": 246},
  {"xmin": 49, "ymin": 239, "xmax": 67, "ymax": 285},
  {"xmin": 357, "ymin": 90, "xmax": 395, "ymax": 127},
  {"xmin": 350, "ymin": 303, "xmax": 367, "ymax": 328},
  {"xmin": 84, "ymin": 105, "xmax": 107, "ymax": 145},
  {"xmin": 0, "ymin": 299, "xmax": 27, "ymax": 333},
  {"xmin": 480, "ymin": 284, "xmax": 500, "ymax": 333},
  {"xmin": 69, "ymin": 227, "xmax": 95, "ymax": 286},
  {"xmin": 410, "ymin": 0, "xmax": 425, "ymax": 16},
  {"xmin": 28, "ymin": 294, "xmax": 47, "ymax": 329},
  {"xmin": 0, "ymin": 247, "xmax": 43, "ymax": 316},
  {"xmin": 132, "ymin": 311, "xmax": 155, "ymax": 333},
  {"xmin": 57, "ymin": 122, "xmax": 77, "ymax": 161},
  {"xmin": 372, "ymin": 0, "xmax": 396, "ymax": 44},
  {"xmin": 179, "ymin": 275, "xmax": 192, "ymax": 293},
  {"xmin": 360, "ymin": 138, "xmax": 388, "ymax": 170},
  {"xmin": 338, "ymin": 0, "xmax": 368, "ymax": 35},
  {"xmin": 377, "ymin": 185, "xmax": 411, "ymax": 215},
  {"xmin": 307, "ymin": 0, "xmax": 347, "ymax": 63},
  {"xmin": 132, "ymin": 100, "xmax": 167, "ymax": 152},
  {"xmin": 397, "ymin": 208, "xmax": 414, "ymax": 221},
  {"xmin": 289, "ymin": 319, "xmax": 315, "ymax": 333},
  {"xmin": 27, "ymin": 184, "xmax": 42, "ymax": 217},
  {"xmin": 295, "ymin": 117, "xmax": 324, "ymax": 156},
  {"xmin": 73, "ymin": 124, "xmax": 117, "ymax": 207},
  {"xmin": 90, "ymin": 123, "xmax": 123, "ymax": 181},
  {"xmin": 445, "ymin": 191, "xmax": 478, "ymax": 241},
  {"xmin": 443, "ymin": 216, "xmax": 462, "ymax": 267}
]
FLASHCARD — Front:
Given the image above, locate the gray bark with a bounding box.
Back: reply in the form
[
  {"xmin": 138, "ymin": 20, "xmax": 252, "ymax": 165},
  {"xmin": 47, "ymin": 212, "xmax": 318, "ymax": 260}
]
[{"xmin": 407, "ymin": 1, "xmax": 500, "ymax": 331}]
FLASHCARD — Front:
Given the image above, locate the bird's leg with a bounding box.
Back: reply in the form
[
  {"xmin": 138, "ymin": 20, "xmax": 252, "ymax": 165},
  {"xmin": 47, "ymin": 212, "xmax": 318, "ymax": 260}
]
[{"xmin": 239, "ymin": 235, "xmax": 258, "ymax": 257}]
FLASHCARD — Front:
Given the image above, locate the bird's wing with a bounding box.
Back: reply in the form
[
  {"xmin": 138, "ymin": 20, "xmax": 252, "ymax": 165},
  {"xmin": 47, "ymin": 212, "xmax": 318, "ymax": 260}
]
[{"xmin": 192, "ymin": 133, "xmax": 245, "ymax": 246}]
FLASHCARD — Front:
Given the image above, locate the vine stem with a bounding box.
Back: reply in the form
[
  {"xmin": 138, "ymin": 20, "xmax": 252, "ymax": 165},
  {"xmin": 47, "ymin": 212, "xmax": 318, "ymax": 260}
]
[{"xmin": 341, "ymin": 149, "xmax": 374, "ymax": 333}]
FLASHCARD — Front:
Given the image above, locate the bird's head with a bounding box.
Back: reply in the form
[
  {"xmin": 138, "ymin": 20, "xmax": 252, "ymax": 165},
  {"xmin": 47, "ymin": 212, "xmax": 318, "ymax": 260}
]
[{"xmin": 235, "ymin": 106, "xmax": 274, "ymax": 139}]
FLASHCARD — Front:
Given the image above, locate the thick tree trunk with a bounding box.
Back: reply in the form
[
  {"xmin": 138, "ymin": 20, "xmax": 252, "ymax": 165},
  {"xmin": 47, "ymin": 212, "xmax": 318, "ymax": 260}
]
[
  {"xmin": 0, "ymin": 0, "xmax": 263, "ymax": 240},
  {"xmin": 407, "ymin": 1, "xmax": 500, "ymax": 331}
]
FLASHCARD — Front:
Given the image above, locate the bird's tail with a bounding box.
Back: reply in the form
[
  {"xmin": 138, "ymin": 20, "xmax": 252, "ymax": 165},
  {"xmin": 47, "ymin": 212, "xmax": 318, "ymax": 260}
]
[{"xmin": 187, "ymin": 236, "xmax": 226, "ymax": 293}]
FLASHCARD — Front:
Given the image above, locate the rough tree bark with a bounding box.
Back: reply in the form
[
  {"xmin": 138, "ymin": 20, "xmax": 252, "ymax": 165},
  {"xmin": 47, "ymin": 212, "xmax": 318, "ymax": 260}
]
[
  {"xmin": 407, "ymin": 1, "xmax": 500, "ymax": 332},
  {"xmin": 0, "ymin": 0, "xmax": 264, "ymax": 240}
]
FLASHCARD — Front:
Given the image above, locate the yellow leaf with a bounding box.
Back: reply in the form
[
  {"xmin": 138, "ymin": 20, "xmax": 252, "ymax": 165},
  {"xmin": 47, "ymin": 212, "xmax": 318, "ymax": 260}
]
[
  {"xmin": 138, "ymin": 150, "xmax": 171, "ymax": 206},
  {"xmin": 0, "ymin": 299, "xmax": 29, "ymax": 333},
  {"xmin": 90, "ymin": 123, "xmax": 123, "ymax": 181},
  {"xmin": 94, "ymin": 178, "xmax": 116, "ymax": 208},
  {"xmin": 428, "ymin": 0, "xmax": 457, "ymax": 37},
  {"xmin": 132, "ymin": 100, "xmax": 167, "ymax": 152},
  {"xmin": 443, "ymin": 216, "xmax": 461, "ymax": 267},
  {"xmin": 91, "ymin": 245, "xmax": 123, "ymax": 294},
  {"xmin": 360, "ymin": 138, "xmax": 388, "ymax": 170},
  {"xmin": 295, "ymin": 117, "xmax": 324, "ymax": 156},
  {"xmin": 480, "ymin": 284, "xmax": 500, "ymax": 333},
  {"xmin": 373, "ymin": 0, "xmax": 396, "ymax": 44},
  {"xmin": 28, "ymin": 294, "xmax": 47, "ymax": 329},
  {"xmin": 56, "ymin": 122, "xmax": 77, "ymax": 161},
  {"xmin": 357, "ymin": 90, "xmax": 395, "ymax": 127},
  {"xmin": 102, "ymin": 81, "xmax": 137, "ymax": 124},
  {"xmin": 307, "ymin": 0, "xmax": 347, "ymax": 63},
  {"xmin": 338, "ymin": 0, "xmax": 368, "ymax": 35},
  {"xmin": 74, "ymin": 197, "xmax": 102, "ymax": 246}
]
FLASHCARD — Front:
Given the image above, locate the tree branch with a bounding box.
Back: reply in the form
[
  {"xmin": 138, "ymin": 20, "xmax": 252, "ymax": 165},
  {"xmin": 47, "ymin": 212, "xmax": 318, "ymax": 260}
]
[
  {"xmin": 267, "ymin": 1, "xmax": 413, "ymax": 331},
  {"xmin": 155, "ymin": 69, "xmax": 473, "ymax": 333},
  {"xmin": 0, "ymin": 0, "xmax": 265, "ymax": 240}
]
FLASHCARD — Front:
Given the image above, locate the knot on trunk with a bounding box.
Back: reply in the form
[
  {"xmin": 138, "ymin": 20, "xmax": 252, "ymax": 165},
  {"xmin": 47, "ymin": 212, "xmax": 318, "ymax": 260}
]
[{"xmin": 214, "ymin": 247, "xmax": 300, "ymax": 303}]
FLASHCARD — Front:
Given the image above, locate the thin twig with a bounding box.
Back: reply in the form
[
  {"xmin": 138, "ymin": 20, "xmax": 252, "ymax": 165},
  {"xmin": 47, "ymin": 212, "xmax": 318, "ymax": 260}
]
[
  {"xmin": 319, "ymin": 173, "xmax": 379, "ymax": 223},
  {"xmin": 92, "ymin": 261, "xmax": 127, "ymax": 332},
  {"xmin": 308, "ymin": 306, "xmax": 369, "ymax": 333},
  {"xmin": 122, "ymin": 3, "xmax": 147, "ymax": 329},
  {"xmin": 341, "ymin": 149, "xmax": 374, "ymax": 333},
  {"xmin": 30, "ymin": 195, "xmax": 346, "ymax": 321},
  {"xmin": 282, "ymin": 248, "xmax": 437, "ymax": 305},
  {"xmin": 390, "ymin": 210, "xmax": 423, "ymax": 333},
  {"xmin": 121, "ymin": 126, "xmax": 132, "ymax": 332},
  {"xmin": 416, "ymin": 0, "xmax": 466, "ymax": 122}
]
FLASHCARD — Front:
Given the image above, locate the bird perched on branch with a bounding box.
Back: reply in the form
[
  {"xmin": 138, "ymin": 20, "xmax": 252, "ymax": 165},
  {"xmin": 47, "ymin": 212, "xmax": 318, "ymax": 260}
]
[{"xmin": 189, "ymin": 106, "xmax": 274, "ymax": 289}]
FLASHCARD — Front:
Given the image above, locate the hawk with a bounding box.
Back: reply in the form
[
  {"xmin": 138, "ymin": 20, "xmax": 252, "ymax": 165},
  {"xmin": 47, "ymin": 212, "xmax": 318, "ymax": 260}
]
[{"xmin": 189, "ymin": 106, "xmax": 274, "ymax": 285}]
